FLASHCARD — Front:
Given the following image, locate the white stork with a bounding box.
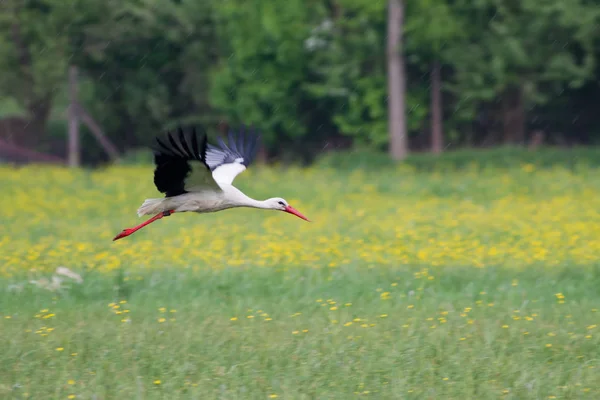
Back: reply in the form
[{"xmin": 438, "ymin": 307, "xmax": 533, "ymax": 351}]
[{"xmin": 113, "ymin": 126, "xmax": 310, "ymax": 241}]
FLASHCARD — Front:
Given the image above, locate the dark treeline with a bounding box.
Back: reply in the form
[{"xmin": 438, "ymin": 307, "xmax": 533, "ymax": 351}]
[{"xmin": 0, "ymin": 0, "xmax": 599, "ymax": 165}]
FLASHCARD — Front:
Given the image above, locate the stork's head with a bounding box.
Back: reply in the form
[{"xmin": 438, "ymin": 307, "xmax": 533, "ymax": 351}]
[{"xmin": 267, "ymin": 197, "xmax": 310, "ymax": 222}]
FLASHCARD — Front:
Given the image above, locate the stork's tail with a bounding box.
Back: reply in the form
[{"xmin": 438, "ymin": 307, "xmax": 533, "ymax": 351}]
[{"xmin": 137, "ymin": 198, "xmax": 165, "ymax": 217}]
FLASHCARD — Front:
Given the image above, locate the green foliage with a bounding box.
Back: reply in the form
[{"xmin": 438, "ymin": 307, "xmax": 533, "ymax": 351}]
[
  {"xmin": 210, "ymin": 0, "xmax": 322, "ymax": 147},
  {"xmin": 74, "ymin": 0, "xmax": 220, "ymax": 142},
  {"xmin": 0, "ymin": 97, "xmax": 27, "ymax": 119},
  {"xmin": 405, "ymin": 0, "xmax": 466, "ymax": 60},
  {"xmin": 447, "ymin": 0, "xmax": 599, "ymax": 107},
  {"xmin": 1, "ymin": 0, "xmax": 600, "ymax": 160},
  {"xmin": 0, "ymin": 0, "xmax": 72, "ymax": 103}
]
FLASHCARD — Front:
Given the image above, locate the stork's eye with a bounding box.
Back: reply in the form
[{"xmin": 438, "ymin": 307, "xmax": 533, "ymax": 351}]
[{"xmin": 278, "ymin": 201, "xmax": 285, "ymax": 206}]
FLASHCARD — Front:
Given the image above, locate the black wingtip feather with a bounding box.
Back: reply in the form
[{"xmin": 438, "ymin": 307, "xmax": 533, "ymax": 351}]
[
  {"xmin": 154, "ymin": 136, "xmax": 176, "ymax": 156},
  {"xmin": 167, "ymin": 130, "xmax": 186, "ymax": 157},
  {"xmin": 189, "ymin": 128, "xmax": 199, "ymax": 160}
]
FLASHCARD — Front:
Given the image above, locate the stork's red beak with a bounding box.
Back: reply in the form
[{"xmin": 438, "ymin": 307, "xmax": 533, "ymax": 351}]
[{"xmin": 284, "ymin": 205, "xmax": 310, "ymax": 222}]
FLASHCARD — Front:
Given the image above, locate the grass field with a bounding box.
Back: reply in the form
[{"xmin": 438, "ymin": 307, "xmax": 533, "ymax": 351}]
[{"xmin": 2, "ymin": 153, "xmax": 600, "ymax": 399}]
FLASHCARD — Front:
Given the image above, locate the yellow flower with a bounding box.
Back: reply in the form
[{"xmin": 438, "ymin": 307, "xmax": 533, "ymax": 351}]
[
  {"xmin": 154, "ymin": 379, "xmax": 161, "ymax": 385},
  {"xmin": 56, "ymin": 347, "xmax": 64, "ymax": 352}
]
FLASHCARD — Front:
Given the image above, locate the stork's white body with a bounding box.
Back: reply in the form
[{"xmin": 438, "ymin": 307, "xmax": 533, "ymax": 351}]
[{"xmin": 137, "ymin": 183, "xmax": 268, "ymax": 216}]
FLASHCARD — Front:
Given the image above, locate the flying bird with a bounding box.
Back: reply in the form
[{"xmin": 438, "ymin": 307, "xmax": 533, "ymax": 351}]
[{"xmin": 113, "ymin": 126, "xmax": 310, "ymax": 241}]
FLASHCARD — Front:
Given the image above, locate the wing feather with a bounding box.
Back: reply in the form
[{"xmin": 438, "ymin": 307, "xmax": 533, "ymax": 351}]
[
  {"xmin": 228, "ymin": 128, "xmax": 239, "ymax": 154},
  {"xmin": 204, "ymin": 125, "xmax": 261, "ymax": 185},
  {"xmin": 152, "ymin": 126, "xmax": 220, "ymax": 197},
  {"xmin": 167, "ymin": 131, "xmax": 187, "ymax": 157}
]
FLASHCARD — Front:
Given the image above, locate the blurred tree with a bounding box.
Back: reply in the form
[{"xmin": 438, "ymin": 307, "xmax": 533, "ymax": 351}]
[
  {"xmin": 300, "ymin": 0, "xmax": 427, "ymax": 153},
  {"xmin": 0, "ymin": 0, "xmax": 72, "ymax": 147},
  {"xmin": 447, "ymin": 0, "xmax": 599, "ymax": 145},
  {"xmin": 72, "ymin": 0, "xmax": 220, "ymax": 149},
  {"xmin": 1, "ymin": 0, "xmax": 600, "ymax": 163},
  {"xmin": 210, "ymin": 0, "xmax": 328, "ymax": 159},
  {"xmin": 0, "ymin": 0, "xmax": 220, "ymax": 160},
  {"xmin": 302, "ymin": 0, "xmax": 392, "ymax": 148},
  {"xmin": 404, "ymin": 0, "xmax": 464, "ymax": 154}
]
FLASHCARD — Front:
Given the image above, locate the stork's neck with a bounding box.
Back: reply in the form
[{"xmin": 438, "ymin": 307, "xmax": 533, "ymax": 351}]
[
  {"xmin": 241, "ymin": 197, "xmax": 271, "ymax": 209},
  {"xmin": 223, "ymin": 185, "xmax": 271, "ymax": 209}
]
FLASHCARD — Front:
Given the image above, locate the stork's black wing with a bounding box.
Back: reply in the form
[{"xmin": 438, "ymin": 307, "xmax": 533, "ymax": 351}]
[{"xmin": 152, "ymin": 127, "xmax": 221, "ymax": 197}]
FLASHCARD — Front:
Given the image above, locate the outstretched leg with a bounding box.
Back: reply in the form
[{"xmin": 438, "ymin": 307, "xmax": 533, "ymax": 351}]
[{"xmin": 113, "ymin": 210, "xmax": 174, "ymax": 241}]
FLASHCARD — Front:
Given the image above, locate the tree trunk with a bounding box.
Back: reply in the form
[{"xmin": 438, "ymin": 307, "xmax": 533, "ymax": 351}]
[
  {"xmin": 75, "ymin": 103, "xmax": 120, "ymax": 161},
  {"xmin": 430, "ymin": 60, "xmax": 443, "ymax": 154},
  {"xmin": 68, "ymin": 65, "xmax": 80, "ymax": 167},
  {"xmin": 502, "ymin": 85, "xmax": 526, "ymax": 145},
  {"xmin": 387, "ymin": 0, "xmax": 408, "ymax": 160}
]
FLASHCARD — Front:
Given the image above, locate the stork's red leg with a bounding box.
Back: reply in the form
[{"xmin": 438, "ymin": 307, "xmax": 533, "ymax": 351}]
[{"xmin": 112, "ymin": 210, "xmax": 174, "ymax": 241}]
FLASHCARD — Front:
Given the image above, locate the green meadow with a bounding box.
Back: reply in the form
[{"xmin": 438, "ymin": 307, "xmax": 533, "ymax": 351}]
[{"xmin": 2, "ymin": 148, "xmax": 600, "ymax": 399}]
